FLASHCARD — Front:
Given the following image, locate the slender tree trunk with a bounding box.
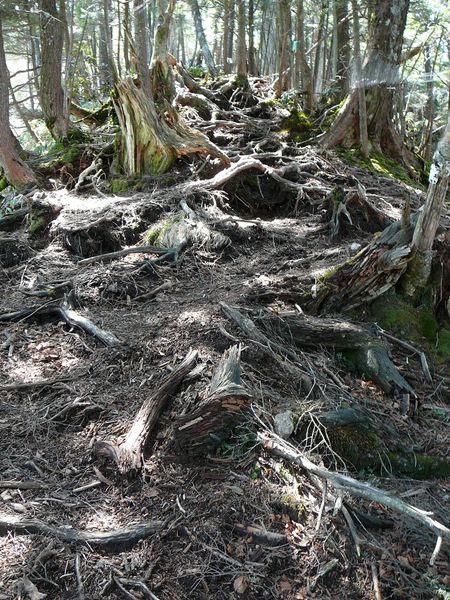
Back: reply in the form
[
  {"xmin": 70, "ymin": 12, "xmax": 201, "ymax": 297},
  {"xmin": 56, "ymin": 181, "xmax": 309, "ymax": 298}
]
[
  {"xmin": 335, "ymin": 0, "xmax": 350, "ymax": 100},
  {"xmin": 295, "ymin": 0, "xmax": 313, "ymax": 111},
  {"xmin": 275, "ymin": 0, "xmax": 290, "ymax": 98},
  {"xmin": 39, "ymin": 0, "xmax": 71, "ymax": 139},
  {"xmin": 223, "ymin": 0, "xmax": 231, "ymax": 74},
  {"xmin": 351, "ymin": 0, "xmax": 368, "ymax": 157},
  {"xmin": 0, "ymin": 13, "xmax": 36, "ymax": 189},
  {"xmin": 248, "ymin": 0, "xmax": 257, "ymax": 74},
  {"xmin": 236, "ymin": 0, "xmax": 247, "ymax": 79},
  {"xmin": 133, "ymin": 0, "xmax": 150, "ymax": 95},
  {"xmin": 419, "ymin": 44, "xmax": 434, "ymax": 162},
  {"xmin": 228, "ymin": 0, "xmax": 235, "ymax": 71},
  {"xmin": 313, "ymin": 0, "xmax": 327, "ymax": 97},
  {"xmin": 123, "ymin": 0, "xmax": 130, "ymax": 71},
  {"xmin": 189, "ymin": 0, "xmax": 217, "ymax": 77}
]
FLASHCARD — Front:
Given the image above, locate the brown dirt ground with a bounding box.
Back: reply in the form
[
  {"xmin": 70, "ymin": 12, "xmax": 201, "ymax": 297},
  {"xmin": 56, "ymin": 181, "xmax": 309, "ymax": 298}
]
[{"xmin": 0, "ymin": 146, "xmax": 449, "ymax": 600}]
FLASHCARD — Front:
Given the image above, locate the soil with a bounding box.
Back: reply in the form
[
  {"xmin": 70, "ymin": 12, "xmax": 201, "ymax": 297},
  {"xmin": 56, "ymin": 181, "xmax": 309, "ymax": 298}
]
[{"xmin": 0, "ymin": 125, "xmax": 449, "ymax": 599}]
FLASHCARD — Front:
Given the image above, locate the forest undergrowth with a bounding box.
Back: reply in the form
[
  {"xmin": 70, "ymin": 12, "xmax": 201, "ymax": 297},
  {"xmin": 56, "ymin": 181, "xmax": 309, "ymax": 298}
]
[{"xmin": 0, "ymin": 78, "xmax": 449, "ymax": 600}]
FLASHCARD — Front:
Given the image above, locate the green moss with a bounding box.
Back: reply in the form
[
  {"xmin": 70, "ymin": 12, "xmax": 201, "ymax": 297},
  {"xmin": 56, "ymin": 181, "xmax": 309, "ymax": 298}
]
[
  {"xmin": 27, "ymin": 216, "xmax": 46, "ymax": 234},
  {"xmin": 280, "ymin": 108, "xmax": 313, "ymax": 142},
  {"xmin": 110, "ymin": 178, "xmax": 128, "ymax": 194},
  {"xmin": 62, "ymin": 145, "xmax": 80, "ymax": 167},
  {"xmin": 277, "ymin": 494, "xmax": 306, "ymax": 521},
  {"xmin": 387, "ymin": 453, "xmax": 450, "ymax": 479},
  {"xmin": 328, "ymin": 426, "xmax": 381, "ymax": 469},
  {"xmin": 337, "ymin": 149, "xmax": 421, "ymax": 188},
  {"xmin": 0, "ymin": 176, "xmax": 8, "ymax": 192},
  {"xmin": 145, "ymin": 213, "xmax": 184, "ymax": 246},
  {"xmin": 234, "ymin": 73, "xmax": 249, "ymax": 88},
  {"xmin": 188, "ymin": 66, "xmax": 206, "ymax": 78},
  {"xmin": 371, "ymin": 294, "xmax": 438, "ymax": 342},
  {"xmin": 437, "ymin": 328, "xmax": 450, "ymax": 364}
]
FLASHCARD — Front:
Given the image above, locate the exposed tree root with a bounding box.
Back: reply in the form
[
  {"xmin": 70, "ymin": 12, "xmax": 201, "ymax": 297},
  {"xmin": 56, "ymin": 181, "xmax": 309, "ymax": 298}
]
[
  {"xmin": 0, "ymin": 516, "xmax": 165, "ymax": 550},
  {"xmin": 259, "ymin": 431, "xmax": 449, "ymax": 565},
  {"xmin": 0, "ymin": 298, "xmax": 120, "ymax": 346}
]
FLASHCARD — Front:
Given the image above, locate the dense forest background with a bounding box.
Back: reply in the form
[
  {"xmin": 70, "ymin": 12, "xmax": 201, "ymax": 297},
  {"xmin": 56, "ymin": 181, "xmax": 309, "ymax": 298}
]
[{"xmin": 0, "ymin": 1, "xmax": 449, "ymax": 600}]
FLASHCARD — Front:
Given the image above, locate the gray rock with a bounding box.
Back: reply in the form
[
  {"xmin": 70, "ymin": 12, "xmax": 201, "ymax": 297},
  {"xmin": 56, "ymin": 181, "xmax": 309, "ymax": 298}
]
[{"xmin": 274, "ymin": 410, "xmax": 294, "ymax": 439}]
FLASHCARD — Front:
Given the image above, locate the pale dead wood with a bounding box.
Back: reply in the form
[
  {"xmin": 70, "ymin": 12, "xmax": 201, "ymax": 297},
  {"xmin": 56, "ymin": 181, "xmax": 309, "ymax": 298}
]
[
  {"xmin": 77, "ymin": 245, "xmax": 174, "ymax": 267},
  {"xmin": 0, "ymin": 480, "xmax": 48, "ymax": 490},
  {"xmin": 259, "ymin": 431, "xmax": 450, "ymax": 564}
]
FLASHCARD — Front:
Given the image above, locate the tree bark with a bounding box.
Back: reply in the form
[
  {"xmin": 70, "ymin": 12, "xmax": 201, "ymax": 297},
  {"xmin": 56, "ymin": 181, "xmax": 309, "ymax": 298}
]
[
  {"xmin": 0, "ymin": 12, "xmax": 36, "ymax": 189},
  {"xmin": 39, "ymin": 0, "xmax": 71, "ymax": 140},
  {"xmin": 335, "ymin": 0, "xmax": 350, "ymax": 100},
  {"xmin": 321, "ymin": 0, "xmax": 412, "ymax": 165},
  {"xmin": 133, "ymin": 0, "xmax": 151, "ymax": 95},
  {"xmin": 95, "ymin": 350, "xmax": 198, "ymax": 476},
  {"xmin": 275, "ymin": 0, "xmax": 291, "ymax": 98},
  {"xmin": 236, "ymin": 0, "xmax": 247, "ymax": 79}
]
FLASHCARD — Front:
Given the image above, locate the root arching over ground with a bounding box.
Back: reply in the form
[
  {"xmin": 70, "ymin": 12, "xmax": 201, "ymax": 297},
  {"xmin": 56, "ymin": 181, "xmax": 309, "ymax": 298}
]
[{"xmin": 0, "ymin": 77, "xmax": 449, "ymax": 600}]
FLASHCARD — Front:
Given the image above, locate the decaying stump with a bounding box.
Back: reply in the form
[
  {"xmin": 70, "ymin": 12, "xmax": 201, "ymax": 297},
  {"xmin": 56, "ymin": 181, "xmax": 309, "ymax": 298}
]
[
  {"xmin": 94, "ymin": 350, "xmax": 198, "ymax": 476},
  {"xmin": 324, "ymin": 183, "xmax": 393, "ymax": 237},
  {"xmin": 174, "ymin": 345, "xmax": 250, "ymax": 454},
  {"xmin": 113, "ymin": 2, "xmax": 229, "ymax": 177}
]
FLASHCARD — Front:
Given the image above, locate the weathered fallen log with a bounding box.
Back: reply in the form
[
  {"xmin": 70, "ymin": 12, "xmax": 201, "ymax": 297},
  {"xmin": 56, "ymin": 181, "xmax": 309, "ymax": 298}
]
[
  {"xmin": 259, "ymin": 431, "xmax": 449, "ymax": 565},
  {"xmin": 174, "ymin": 345, "xmax": 250, "ymax": 454},
  {"xmin": 0, "ymin": 516, "xmax": 165, "ymax": 550},
  {"xmin": 95, "ymin": 349, "xmax": 198, "ymax": 476},
  {"xmin": 257, "ymin": 310, "xmax": 414, "ymax": 396}
]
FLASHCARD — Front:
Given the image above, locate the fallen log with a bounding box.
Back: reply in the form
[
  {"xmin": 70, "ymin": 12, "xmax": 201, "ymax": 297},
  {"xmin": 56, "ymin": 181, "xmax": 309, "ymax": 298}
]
[
  {"xmin": 0, "ymin": 516, "xmax": 165, "ymax": 550},
  {"xmin": 174, "ymin": 345, "xmax": 250, "ymax": 454},
  {"xmin": 95, "ymin": 349, "xmax": 198, "ymax": 476},
  {"xmin": 256, "ymin": 310, "xmax": 414, "ymax": 396},
  {"xmin": 0, "ymin": 207, "xmax": 29, "ymax": 230},
  {"xmin": 77, "ymin": 244, "xmax": 175, "ymax": 267},
  {"xmin": 259, "ymin": 431, "xmax": 449, "ymax": 565}
]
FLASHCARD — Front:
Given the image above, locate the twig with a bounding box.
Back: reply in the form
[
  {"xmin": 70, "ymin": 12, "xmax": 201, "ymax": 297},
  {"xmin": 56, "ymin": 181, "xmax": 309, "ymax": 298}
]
[
  {"xmin": 377, "ymin": 326, "xmax": 432, "ymax": 383},
  {"xmin": 371, "ymin": 560, "xmax": 382, "ymax": 600},
  {"xmin": 0, "ymin": 480, "xmax": 48, "ymax": 490},
  {"xmin": 75, "ymin": 553, "xmax": 85, "ymax": 600},
  {"xmin": 315, "ymin": 480, "xmax": 327, "ymax": 532},
  {"xmin": 341, "ymin": 505, "xmax": 362, "ymax": 557}
]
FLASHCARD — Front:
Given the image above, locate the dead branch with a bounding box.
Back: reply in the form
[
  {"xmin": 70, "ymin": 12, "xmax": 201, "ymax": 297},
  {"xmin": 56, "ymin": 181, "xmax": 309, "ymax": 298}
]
[
  {"xmin": 95, "ymin": 349, "xmax": 198, "ymax": 476},
  {"xmin": 259, "ymin": 431, "xmax": 450, "ymax": 564}
]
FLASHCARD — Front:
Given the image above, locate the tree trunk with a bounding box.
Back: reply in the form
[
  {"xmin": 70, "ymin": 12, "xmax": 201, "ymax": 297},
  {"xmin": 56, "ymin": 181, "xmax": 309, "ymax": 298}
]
[
  {"xmin": 275, "ymin": 0, "xmax": 291, "ymax": 99},
  {"xmin": 189, "ymin": 0, "xmax": 217, "ymax": 77},
  {"xmin": 39, "ymin": 0, "xmax": 71, "ymax": 140},
  {"xmin": 335, "ymin": 0, "xmax": 350, "ymax": 100},
  {"xmin": 295, "ymin": 0, "xmax": 314, "ymax": 111},
  {"xmin": 247, "ymin": 0, "xmax": 257, "ymax": 75},
  {"xmin": 0, "ymin": 12, "xmax": 36, "ymax": 189},
  {"xmin": 315, "ymin": 116, "xmax": 450, "ymax": 312},
  {"xmin": 113, "ymin": 0, "xmax": 229, "ymax": 176},
  {"xmin": 223, "ymin": 0, "xmax": 231, "ymax": 74},
  {"xmin": 351, "ymin": 0, "xmax": 368, "ymax": 157},
  {"xmin": 236, "ymin": 0, "xmax": 247, "ymax": 80},
  {"xmin": 419, "ymin": 44, "xmax": 434, "ymax": 162},
  {"xmin": 133, "ymin": 0, "xmax": 151, "ymax": 95},
  {"xmin": 321, "ymin": 0, "xmax": 413, "ymax": 165},
  {"xmin": 401, "ymin": 116, "xmax": 450, "ymax": 295}
]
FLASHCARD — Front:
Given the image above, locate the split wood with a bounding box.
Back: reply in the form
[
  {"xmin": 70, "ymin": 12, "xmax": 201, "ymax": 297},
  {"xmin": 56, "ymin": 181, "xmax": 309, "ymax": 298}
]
[
  {"xmin": 94, "ymin": 349, "xmax": 198, "ymax": 476},
  {"xmin": 259, "ymin": 431, "xmax": 449, "ymax": 565}
]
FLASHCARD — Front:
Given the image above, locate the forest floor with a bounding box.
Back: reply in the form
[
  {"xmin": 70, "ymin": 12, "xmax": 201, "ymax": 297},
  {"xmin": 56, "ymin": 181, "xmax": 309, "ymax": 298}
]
[{"xmin": 0, "ymin": 98, "xmax": 449, "ymax": 599}]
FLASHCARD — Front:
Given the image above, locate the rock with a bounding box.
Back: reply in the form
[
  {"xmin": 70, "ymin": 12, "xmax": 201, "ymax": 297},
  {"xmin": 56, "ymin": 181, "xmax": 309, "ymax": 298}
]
[{"xmin": 274, "ymin": 410, "xmax": 294, "ymax": 439}]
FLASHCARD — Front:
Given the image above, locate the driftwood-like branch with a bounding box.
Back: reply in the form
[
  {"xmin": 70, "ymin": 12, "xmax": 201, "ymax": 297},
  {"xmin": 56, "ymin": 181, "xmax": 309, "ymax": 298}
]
[
  {"xmin": 0, "ymin": 480, "xmax": 48, "ymax": 490},
  {"xmin": 259, "ymin": 431, "xmax": 450, "ymax": 564},
  {"xmin": 0, "ymin": 516, "xmax": 165, "ymax": 550},
  {"xmin": 95, "ymin": 349, "xmax": 198, "ymax": 476},
  {"xmin": 174, "ymin": 345, "xmax": 250, "ymax": 453}
]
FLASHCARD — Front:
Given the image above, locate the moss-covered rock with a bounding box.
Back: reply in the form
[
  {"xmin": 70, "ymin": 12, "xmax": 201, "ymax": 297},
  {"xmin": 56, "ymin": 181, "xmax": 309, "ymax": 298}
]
[{"xmin": 280, "ymin": 108, "xmax": 313, "ymax": 142}]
